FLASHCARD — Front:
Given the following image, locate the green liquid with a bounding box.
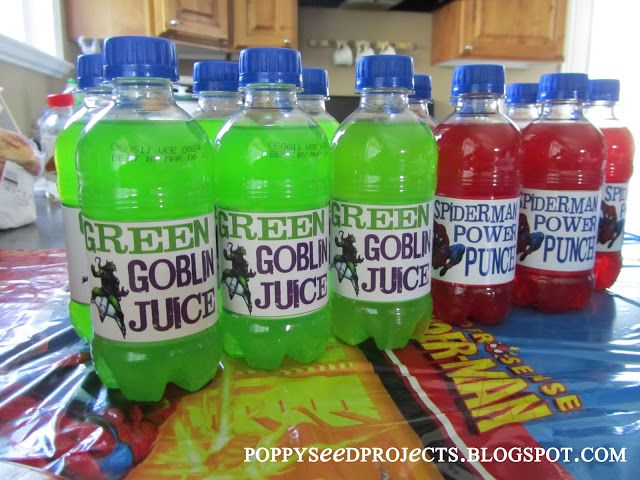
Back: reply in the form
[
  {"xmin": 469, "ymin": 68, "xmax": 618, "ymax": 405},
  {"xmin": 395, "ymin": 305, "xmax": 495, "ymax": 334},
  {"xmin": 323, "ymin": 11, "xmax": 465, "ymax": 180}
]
[
  {"xmin": 195, "ymin": 117, "xmax": 228, "ymax": 141},
  {"xmin": 215, "ymin": 124, "xmax": 331, "ymax": 370},
  {"xmin": 317, "ymin": 119, "xmax": 340, "ymax": 143},
  {"xmin": 331, "ymin": 120, "xmax": 438, "ymax": 349},
  {"xmin": 55, "ymin": 120, "xmax": 92, "ymax": 341},
  {"xmin": 77, "ymin": 119, "xmax": 221, "ymax": 401}
]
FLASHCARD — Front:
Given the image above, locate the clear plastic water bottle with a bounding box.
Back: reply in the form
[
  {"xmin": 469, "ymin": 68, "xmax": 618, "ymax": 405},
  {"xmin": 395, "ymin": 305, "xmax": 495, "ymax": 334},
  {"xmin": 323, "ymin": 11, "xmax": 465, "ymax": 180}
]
[
  {"xmin": 299, "ymin": 67, "xmax": 339, "ymax": 141},
  {"xmin": 55, "ymin": 53, "xmax": 112, "ymax": 342},
  {"xmin": 40, "ymin": 93, "xmax": 74, "ymax": 201},
  {"xmin": 77, "ymin": 36, "xmax": 221, "ymax": 401},
  {"xmin": 192, "ymin": 61, "xmax": 241, "ymax": 140},
  {"xmin": 331, "ymin": 55, "xmax": 438, "ymax": 348},
  {"xmin": 215, "ymin": 48, "xmax": 331, "ymax": 369},
  {"xmin": 409, "ymin": 74, "xmax": 437, "ymax": 130},
  {"xmin": 505, "ymin": 82, "xmax": 539, "ymax": 129}
]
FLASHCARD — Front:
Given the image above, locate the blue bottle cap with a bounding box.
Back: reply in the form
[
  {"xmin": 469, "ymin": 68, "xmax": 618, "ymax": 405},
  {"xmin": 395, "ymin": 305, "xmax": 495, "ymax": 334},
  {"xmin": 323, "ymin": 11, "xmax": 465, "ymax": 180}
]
[
  {"xmin": 588, "ymin": 79, "xmax": 620, "ymax": 102},
  {"xmin": 192, "ymin": 61, "xmax": 239, "ymax": 94},
  {"xmin": 409, "ymin": 74, "xmax": 432, "ymax": 100},
  {"xmin": 355, "ymin": 54, "xmax": 414, "ymax": 91},
  {"xmin": 537, "ymin": 73, "xmax": 588, "ymax": 102},
  {"xmin": 451, "ymin": 64, "xmax": 505, "ymax": 96},
  {"xmin": 238, "ymin": 47, "xmax": 302, "ymax": 87},
  {"xmin": 103, "ymin": 36, "xmax": 179, "ymax": 81},
  {"xmin": 76, "ymin": 54, "xmax": 104, "ymax": 89},
  {"xmin": 505, "ymin": 83, "xmax": 538, "ymax": 105},
  {"xmin": 301, "ymin": 68, "xmax": 329, "ymax": 96}
]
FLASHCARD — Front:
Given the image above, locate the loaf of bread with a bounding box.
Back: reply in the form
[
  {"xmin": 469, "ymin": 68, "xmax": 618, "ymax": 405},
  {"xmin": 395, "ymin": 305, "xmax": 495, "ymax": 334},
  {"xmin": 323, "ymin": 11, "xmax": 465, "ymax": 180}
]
[{"xmin": 0, "ymin": 128, "xmax": 42, "ymax": 176}]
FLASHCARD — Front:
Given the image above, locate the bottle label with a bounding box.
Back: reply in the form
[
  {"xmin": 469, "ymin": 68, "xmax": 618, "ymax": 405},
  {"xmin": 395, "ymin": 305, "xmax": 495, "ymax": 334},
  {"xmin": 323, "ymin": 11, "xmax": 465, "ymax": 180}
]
[
  {"xmin": 330, "ymin": 201, "xmax": 433, "ymax": 302},
  {"xmin": 597, "ymin": 182, "xmax": 628, "ymax": 252},
  {"xmin": 82, "ymin": 213, "xmax": 218, "ymax": 342},
  {"xmin": 518, "ymin": 188, "xmax": 600, "ymax": 272},
  {"xmin": 62, "ymin": 206, "xmax": 90, "ymax": 304},
  {"xmin": 432, "ymin": 197, "xmax": 519, "ymax": 285},
  {"xmin": 217, "ymin": 207, "xmax": 329, "ymax": 317}
]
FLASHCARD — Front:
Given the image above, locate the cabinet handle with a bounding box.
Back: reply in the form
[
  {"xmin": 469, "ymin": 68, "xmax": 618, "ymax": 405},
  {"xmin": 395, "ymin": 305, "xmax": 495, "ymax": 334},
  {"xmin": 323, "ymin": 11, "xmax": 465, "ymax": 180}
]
[
  {"xmin": 169, "ymin": 19, "xmax": 180, "ymax": 27},
  {"xmin": 463, "ymin": 44, "xmax": 474, "ymax": 54},
  {"xmin": 283, "ymin": 39, "xmax": 291, "ymax": 47}
]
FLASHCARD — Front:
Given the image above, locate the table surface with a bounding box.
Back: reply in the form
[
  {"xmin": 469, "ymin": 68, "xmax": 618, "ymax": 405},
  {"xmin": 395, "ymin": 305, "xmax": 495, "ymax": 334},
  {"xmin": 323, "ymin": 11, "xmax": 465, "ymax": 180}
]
[{"xmin": 0, "ymin": 202, "xmax": 639, "ymax": 480}]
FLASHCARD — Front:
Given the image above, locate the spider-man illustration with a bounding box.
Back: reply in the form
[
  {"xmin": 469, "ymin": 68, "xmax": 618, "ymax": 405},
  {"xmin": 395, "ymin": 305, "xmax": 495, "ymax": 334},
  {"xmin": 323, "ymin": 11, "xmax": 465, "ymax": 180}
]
[
  {"xmin": 517, "ymin": 213, "xmax": 545, "ymax": 261},
  {"xmin": 432, "ymin": 221, "xmax": 466, "ymax": 276}
]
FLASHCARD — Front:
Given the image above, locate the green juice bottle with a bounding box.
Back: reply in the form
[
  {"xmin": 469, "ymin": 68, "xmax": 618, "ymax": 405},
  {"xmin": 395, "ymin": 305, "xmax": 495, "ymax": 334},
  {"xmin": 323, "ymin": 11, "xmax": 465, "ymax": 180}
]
[
  {"xmin": 77, "ymin": 36, "xmax": 221, "ymax": 401},
  {"xmin": 299, "ymin": 67, "xmax": 339, "ymax": 141},
  {"xmin": 215, "ymin": 48, "xmax": 331, "ymax": 370},
  {"xmin": 331, "ymin": 55, "xmax": 438, "ymax": 349},
  {"xmin": 192, "ymin": 60, "xmax": 241, "ymax": 140},
  {"xmin": 55, "ymin": 53, "xmax": 111, "ymax": 342}
]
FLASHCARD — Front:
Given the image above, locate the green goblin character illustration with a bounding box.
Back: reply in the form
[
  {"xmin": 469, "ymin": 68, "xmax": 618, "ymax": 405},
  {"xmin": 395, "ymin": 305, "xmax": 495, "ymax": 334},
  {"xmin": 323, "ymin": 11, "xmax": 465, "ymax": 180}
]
[
  {"xmin": 221, "ymin": 243, "xmax": 256, "ymax": 314},
  {"xmin": 332, "ymin": 230, "xmax": 364, "ymax": 295},
  {"xmin": 91, "ymin": 257, "xmax": 129, "ymax": 338}
]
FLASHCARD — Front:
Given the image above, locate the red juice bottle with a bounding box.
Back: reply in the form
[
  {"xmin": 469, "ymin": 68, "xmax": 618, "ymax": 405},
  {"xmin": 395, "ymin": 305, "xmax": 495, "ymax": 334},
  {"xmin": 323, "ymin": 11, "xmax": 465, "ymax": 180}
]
[
  {"xmin": 514, "ymin": 73, "xmax": 606, "ymax": 312},
  {"xmin": 432, "ymin": 65, "xmax": 521, "ymax": 325},
  {"xmin": 584, "ymin": 79, "xmax": 635, "ymax": 290}
]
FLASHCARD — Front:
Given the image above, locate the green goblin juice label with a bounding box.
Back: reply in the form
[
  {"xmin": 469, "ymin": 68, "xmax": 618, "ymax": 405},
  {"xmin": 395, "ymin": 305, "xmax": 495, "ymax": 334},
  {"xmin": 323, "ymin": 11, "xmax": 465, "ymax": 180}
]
[
  {"xmin": 217, "ymin": 208, "xmax": 329, "ymax": 317},
  {"xmin": 83, "ymin": 213, "xmax": 218, "ymax": 342},
  {"xmin": 330, "ymin": 201, "xmax": 433, "ymax": 301}
]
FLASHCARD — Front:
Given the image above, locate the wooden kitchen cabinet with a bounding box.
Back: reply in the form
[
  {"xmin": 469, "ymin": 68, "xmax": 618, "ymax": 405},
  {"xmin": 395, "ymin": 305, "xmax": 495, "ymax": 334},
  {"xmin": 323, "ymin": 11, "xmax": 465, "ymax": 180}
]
[
  {"xmin": 151, "ymin": 0, "xmax": 229, "ymax": 46},
  {"xmin": 431, "ymin": 0, "xmax": 567, "ymax": 64},
  {"xmin": 232, "ymin": 0, "xmax": 297, "ymax": 49}
]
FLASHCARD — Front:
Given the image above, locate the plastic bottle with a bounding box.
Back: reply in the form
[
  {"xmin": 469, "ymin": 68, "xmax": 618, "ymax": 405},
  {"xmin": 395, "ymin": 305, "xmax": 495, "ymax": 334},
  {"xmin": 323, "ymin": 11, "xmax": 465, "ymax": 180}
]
[
  {"xmin": 409, "ymin": 74, "xmax": 437, "ymax": 130},
  {"xmin": 40, "ymin": 93, "xmax": 75, "ymax": 201},
  {"xmin": 584, "ymin": 79, "xmax": 634, "ymax": 290},
  {"xmin": 214, "ymin": 48, "xmax": 331, "ymax": 369},
  {"xmin": 63, "ymin": 77, "xmax": 84, "ymax": 107},
  {"xmin": 299, "ymin": 67, "xmax": 339, "ymax": 141},
  {"xmin": 432, "ymin": 65, "xmax": 521, "ymax": 325},
  {"xmin": 505, "ymin": 82, "xmax": 539, "ymax": 129},
  {"xmin": 331, "ymin": 55, "xmax": 438, "ymax": 348},
  {"xmin": 55, "ymin": 54, "xmax": 111, "ymax": 342},
  {"xmin": 513, "ymin": 73, "xmax": 606, "ymax": 312},
  {"xmin": 77, "ymin": 36, "xmax": 221, "ymax": 401},
  {"xmin": 192, "ymin": 61, "xmax": 241, "ymax": 139}
]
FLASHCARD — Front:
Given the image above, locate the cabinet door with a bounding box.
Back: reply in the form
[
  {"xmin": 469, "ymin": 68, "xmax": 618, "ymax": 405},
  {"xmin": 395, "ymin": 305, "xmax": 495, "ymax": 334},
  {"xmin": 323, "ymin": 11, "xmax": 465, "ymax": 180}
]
[
  {"xmin": 462, "ymin": 0, "xmax": 566, "ymax": 60},
  {"xmin": 66, "ymin": 0, "xmax": 153, "ymax": 39},
  {"xmin": 156, "ymin": 0, "xmax": 229, "ymax": 43},
  {"xmin": 232, "ymin": 0, "xmax": 297, "ymax": 49}
]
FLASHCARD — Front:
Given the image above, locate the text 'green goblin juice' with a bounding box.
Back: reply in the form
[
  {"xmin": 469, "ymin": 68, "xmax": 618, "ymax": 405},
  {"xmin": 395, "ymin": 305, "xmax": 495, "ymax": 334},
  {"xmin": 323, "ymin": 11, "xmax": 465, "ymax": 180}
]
[
  {"xmin": 584, "ymin": 79, "xmax": 635, "ymax": 290},
  {"xmin": 215, "ymin": 48, "xmax": 331, "ymax": 370},
  {"xmin": 432, "ymin": 65, "xmax": 521, "ymax": 325},
  {"xmin": 331, "ymin": 55, "xmax": 438, "ymax": 349},
  {"xmin": 300, "ymin": 67, "xmax": 339, "ymax": 141},
  {"xmin": 192, "ymin": 60, "xmax": 241, "ymax": 140},
  {"xmin": 514, "ymin": 73, "xmax": 606, "ymax": 312},
  {"xmin": 505, "ymin": 82, "xmax": 539, "ymax": 129},
  {"xmin": 409, "ymin": 74, "xmax": 438, "ymax": 130},
  {"xmin": 77, "ymin": 36, "xmax": 220, "ymax": 401},
  {"xmin": 55, "ymin": 53, "xmax": 111, "ymax": 341}
]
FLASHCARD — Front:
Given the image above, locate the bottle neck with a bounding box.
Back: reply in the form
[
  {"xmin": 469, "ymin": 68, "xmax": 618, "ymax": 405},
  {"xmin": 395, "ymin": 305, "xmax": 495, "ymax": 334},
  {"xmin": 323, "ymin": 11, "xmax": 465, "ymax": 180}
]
[
  {"xmin": 539, "ymin": 99, "xmax": 585, "ymax": 121},
  {"xmin": 243, "ymin": 84, "xmax": 299, "ymax": 109},
  {"xmin": 454, "ymin": 93, "xmax": 500, "ymax": 114},
  {"xmin": 505, "ymin": 103, "xmax": 539, "ymax": 117},
  {"xmin": 583, "ymin": 100, "xmax": 617, "ymax": 122},
  {"xmin": 197, "ymin": 91, "xmax": 242, "ymax": 113},
  {"xmin": 359, "ymin": 88, "xmax": 410, "ymax": 113},
  {"xmin": 112, "ymin": 77, "xmax": 176, "ymax": 109},
  {"xmin": 409, "ymin": 98, "xmax": 429, "ymax": 110},
  {"xmin": 83, "ymin": 85, "xmax": 113, "ymax": 109},
  {"xmin": 298, "ymin": 95, "xmax": 327, "ymax": 114}
]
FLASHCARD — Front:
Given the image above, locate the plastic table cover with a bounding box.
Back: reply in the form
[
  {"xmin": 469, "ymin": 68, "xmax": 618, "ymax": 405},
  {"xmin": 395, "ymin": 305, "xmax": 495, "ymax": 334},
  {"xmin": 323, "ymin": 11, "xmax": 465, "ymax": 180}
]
[{"xmin": 0, "ymin": 238, "xmax": 639, "ymax": 479}]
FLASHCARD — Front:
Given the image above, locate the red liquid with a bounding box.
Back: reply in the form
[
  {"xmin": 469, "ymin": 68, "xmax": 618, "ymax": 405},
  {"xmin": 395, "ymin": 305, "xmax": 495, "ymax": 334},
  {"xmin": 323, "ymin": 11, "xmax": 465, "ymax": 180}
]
[
  {"xmin": 514, "ymin": 122, "xmax": 606, "ymax": 312},
  {"xmin": 594, "ymin": 127, "xmax": 634, "ymax": 290},
  {"xmin": 433, "ymin": 123, "xmax": 521, "ymax": 324}
]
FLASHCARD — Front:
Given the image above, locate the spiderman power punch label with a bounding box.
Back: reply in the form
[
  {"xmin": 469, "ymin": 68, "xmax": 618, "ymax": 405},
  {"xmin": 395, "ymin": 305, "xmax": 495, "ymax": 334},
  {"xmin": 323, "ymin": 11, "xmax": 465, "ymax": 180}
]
[
  {"xmin": 432, "ymin": 197, "xmax": 519, "ymax": 285},
  {"xmin": 82, "ymin": 214, "xmax": 218, "ymax": 342},
  {"xmin": 518, "ymin": 189, "xmax": 600, "ymax": 271},
  {"xmin": 597, "ymin": 183, "xmax": 628, "ymax": 252},
  {"xmin": 330, "ymin": 201, "xmax": 433, "ymax": 302},
  {"xmin": 217, "ymin": 208, "xmax": 329, "ymax": 318}
]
